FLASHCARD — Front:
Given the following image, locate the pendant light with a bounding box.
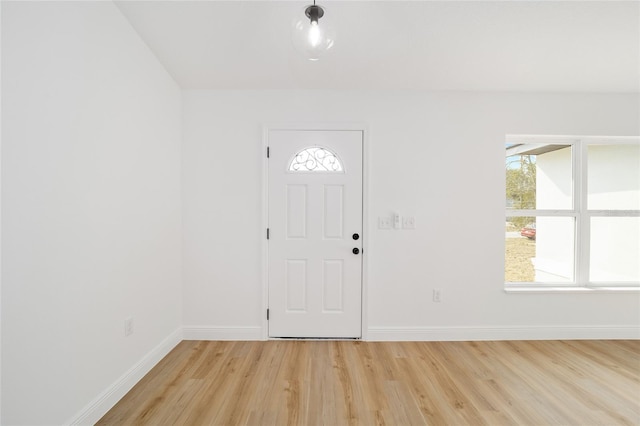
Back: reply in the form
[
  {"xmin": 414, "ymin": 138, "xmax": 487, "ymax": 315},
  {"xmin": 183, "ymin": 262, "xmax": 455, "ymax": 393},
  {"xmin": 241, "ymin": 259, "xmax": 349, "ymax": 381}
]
[{"xmin": 292, "ymin": 1, "xmax": 336, "ymax": 61}]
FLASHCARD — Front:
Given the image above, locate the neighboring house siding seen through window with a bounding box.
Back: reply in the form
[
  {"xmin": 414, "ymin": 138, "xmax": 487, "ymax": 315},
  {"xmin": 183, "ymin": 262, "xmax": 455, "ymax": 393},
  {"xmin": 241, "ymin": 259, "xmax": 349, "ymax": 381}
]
[{"xmin": 505, "ymin": 136, "xmax": 640, "ymax": 289}]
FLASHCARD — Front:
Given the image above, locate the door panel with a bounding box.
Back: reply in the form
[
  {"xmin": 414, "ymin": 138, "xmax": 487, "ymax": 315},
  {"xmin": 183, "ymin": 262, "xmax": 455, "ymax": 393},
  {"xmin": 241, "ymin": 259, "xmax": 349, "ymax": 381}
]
[
  {"xmin": 286, "ymin": 185, "xmax": 307, "ymax": 238},
  {"xmin": 286, "ymin": 260, "xmax": 307, "ymax": 311},
  {"xmin": 268, "ymin": 130, "xmax": 363, "ymax": 338},
  {"xmin": 322, "ymin": 259, "xmax": 344, "ymax": 312},
  {"xmin": 323, "ymin": 185, "xmax": 344, "ymax": 239}
]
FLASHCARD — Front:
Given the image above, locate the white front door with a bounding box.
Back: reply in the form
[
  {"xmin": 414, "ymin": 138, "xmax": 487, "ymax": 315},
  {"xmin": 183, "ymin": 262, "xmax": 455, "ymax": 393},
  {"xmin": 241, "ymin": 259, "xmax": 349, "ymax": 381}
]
[{"xmin": 268, "ymin": 130, "xmax": 363, "ymax": 338}]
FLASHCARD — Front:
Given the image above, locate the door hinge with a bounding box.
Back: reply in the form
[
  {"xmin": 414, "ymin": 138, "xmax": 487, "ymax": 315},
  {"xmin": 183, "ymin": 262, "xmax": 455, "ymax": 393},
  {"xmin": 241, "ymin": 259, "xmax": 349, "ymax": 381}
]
[
  {"xmin": 267, "ymin": 228, "xmax": 270, "ymax": 239},
  {"xmin": 267, "ymin": 146, "xmax": 270, "ymax": 158},
  {"xmin": 267, "ymin": 309, "xmax": 270, "ymax": 320}
]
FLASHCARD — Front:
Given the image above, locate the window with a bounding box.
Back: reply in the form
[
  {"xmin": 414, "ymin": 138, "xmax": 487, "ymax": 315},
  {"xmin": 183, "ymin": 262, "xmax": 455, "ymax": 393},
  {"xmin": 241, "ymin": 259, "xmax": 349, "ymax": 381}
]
[
  {"xmin": 505, "ymin": 136, "xmax": 640, "ymax": 288},
  {"xmin": 288, "ymin": 147, "xmax": 343, "ymax": 172}
]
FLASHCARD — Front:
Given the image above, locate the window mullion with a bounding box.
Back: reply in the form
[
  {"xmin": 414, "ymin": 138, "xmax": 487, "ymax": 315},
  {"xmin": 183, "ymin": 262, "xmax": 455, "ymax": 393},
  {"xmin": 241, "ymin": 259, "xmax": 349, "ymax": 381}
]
[
  {"xmin": 507, "ymin": 209, "xmax": 576, "ymax": 217},
  {"xmin": 588, "ymin": 210, "xmax": 640, "ymax": 217},
  {"xmin": 576, "ymin": 141, "xmax": 589, "ymax": 286}
]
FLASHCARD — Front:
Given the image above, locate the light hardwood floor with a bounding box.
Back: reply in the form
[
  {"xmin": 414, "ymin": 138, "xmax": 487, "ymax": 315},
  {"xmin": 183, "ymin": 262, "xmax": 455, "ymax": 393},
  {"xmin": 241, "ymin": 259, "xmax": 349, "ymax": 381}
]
[{"xmin": 97, "ymin": 340, "xmax": 640, "ymax": 425}]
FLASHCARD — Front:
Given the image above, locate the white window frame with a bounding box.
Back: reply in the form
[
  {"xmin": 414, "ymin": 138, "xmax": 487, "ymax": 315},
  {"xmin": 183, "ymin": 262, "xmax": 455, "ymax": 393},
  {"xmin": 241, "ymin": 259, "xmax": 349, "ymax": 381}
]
[{"xmin": 505, "ymin": 135, "xmax": 640, "ymax": 291}]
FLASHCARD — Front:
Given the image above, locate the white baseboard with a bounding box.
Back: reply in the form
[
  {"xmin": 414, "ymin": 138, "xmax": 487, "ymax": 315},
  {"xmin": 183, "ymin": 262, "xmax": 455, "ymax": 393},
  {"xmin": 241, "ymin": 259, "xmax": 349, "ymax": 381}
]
[
  {"xmin": 366, "ymin": 325, "xmax": 640, "ymax": 341},
  {"xmin": 66, "ymin": 327, "xmax": 183, "ymax": 426},
  {"xmin": 183, "ymin": 325, "xmax": 264, "ymax": 341}
]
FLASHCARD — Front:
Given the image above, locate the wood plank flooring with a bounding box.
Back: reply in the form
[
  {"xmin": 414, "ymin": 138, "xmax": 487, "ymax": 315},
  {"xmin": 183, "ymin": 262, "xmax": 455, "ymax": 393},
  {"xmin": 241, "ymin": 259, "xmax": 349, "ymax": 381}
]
[{"xmin": 97, "ymin": 340, "xmax": 640, "ymax": 425}]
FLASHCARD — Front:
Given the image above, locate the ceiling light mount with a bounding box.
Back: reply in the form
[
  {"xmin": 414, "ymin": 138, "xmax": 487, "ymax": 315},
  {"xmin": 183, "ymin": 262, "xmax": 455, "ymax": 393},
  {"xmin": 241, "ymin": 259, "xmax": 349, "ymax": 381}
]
[{"xmin": 305, "ymin": 4, "xmax": 324, "ymax": 24}]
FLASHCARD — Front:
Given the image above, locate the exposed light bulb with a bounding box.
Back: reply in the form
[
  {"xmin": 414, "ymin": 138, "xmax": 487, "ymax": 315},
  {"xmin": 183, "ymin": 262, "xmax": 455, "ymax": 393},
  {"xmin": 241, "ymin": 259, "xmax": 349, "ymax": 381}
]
[
  {"xmin": 308, "ymin": 21, "xmax": 321, "ymax": 47},
  {"xmin": 291, "ymin": 3, "xmax": 336, "ymax": 61}
]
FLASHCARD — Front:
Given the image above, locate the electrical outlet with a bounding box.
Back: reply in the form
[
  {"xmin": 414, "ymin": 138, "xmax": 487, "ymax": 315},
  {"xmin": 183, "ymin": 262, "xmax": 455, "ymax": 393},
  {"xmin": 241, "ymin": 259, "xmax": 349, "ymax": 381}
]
[
  {"xmin": 378, "ymin": 216, "xmax": 391, "ymax": 229},
  {"xmin": 124, "ymin": 317, "xmax": 134, "ymax": 337},
  {"xmin": 433, "ymin": 289, "xmax": 441, "ymax": 303},
  {"xmin": 403, "ymin": 216, "xmax": 416, "ymax": 229}
]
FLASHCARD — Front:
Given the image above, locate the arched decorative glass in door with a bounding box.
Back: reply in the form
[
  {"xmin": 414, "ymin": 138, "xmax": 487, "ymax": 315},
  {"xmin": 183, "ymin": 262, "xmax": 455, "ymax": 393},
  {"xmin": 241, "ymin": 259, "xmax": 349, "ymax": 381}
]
[{"xmin": 288, "ymin": 147, "xmax": 344, "ymax": 172}]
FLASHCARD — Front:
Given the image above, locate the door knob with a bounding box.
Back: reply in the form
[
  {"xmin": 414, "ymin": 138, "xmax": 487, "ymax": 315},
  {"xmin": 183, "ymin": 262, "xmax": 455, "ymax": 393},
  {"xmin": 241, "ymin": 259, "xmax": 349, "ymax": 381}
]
[
  {"xmin": 352, "ymin": 248, "xmax": 360, "ymax": 255},
  {"xmin": 352, "ymin": 233, "xmax": 360, "ymax": 240}
]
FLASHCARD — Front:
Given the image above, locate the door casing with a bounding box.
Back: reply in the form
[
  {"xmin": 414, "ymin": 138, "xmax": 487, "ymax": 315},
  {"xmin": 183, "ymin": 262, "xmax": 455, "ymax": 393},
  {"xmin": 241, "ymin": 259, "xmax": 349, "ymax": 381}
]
[{"xmin": 262, "ymin": 123, "xmax": 369, "ymax": 340}]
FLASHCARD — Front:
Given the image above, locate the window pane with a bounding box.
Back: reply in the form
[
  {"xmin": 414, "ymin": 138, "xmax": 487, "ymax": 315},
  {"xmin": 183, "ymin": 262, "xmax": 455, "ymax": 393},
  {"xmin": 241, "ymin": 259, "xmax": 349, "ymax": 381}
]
[
  {"xmin": 587, "ymin": 144, "xmax": 640, "ymax": 210},
  {"xmin": 590, "ymin": 217, "xmax": 640, "ymax": 283},
  {"xmin": 505, "ymin": 217, "xmax": 575, "ymax": 283},
  {"xmin": 289, "ymin": 147, "xmax": 344, "ymax": 172},
  {"xmin": 505, "ymin": 217, "xmax": 536, "ymax": 282},
  {"xmin": 506, "ymin": 144, "xmax": 572, "ymax": 210}
]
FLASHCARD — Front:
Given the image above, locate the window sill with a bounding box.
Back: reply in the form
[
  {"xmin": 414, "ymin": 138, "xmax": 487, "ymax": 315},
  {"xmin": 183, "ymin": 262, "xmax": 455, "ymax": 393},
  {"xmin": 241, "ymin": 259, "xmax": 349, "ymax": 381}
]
[{"xmin": 505, "ymin": 286, "xmax": 640, "ymax": 294}]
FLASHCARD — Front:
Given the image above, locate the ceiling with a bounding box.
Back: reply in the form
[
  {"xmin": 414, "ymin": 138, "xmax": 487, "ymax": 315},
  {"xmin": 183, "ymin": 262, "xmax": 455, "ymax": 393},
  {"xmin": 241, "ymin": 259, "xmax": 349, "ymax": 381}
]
[{"xmin": 115, "ymin": 1, "xmax": 640, "ymax": 92}]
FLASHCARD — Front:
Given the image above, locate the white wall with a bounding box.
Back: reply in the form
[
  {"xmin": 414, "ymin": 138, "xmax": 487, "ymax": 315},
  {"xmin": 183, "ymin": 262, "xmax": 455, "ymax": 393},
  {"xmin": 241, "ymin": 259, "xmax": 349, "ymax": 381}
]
[
  {"xmin": 0, "ymin": 2, "xmax": 4, "ymax": 422},
  {"xmin": 182, "ymin": 90, "xmax": 640, "ymax": 339},
  {"xmin": 1, "ymin": 2, "xmax": 182, "ymax": 424}
]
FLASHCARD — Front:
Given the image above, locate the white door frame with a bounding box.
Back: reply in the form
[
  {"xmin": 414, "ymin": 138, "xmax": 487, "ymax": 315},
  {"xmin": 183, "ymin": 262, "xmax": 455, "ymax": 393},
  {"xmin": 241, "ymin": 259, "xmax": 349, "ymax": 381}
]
[{"xmin": 261, "ymin": 123, "xmax": 369, "ymax": 340}]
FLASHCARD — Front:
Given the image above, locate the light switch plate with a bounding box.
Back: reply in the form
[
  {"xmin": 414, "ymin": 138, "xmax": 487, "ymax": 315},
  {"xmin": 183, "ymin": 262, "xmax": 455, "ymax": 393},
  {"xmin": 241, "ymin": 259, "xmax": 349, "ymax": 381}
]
[
  {"xmin": 403, "ymin": 216, "xmax": 416, "ymax": 229},
  {"xmin": 378, "ymin": 217, "xmax": 392, "ymax": 229}
]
